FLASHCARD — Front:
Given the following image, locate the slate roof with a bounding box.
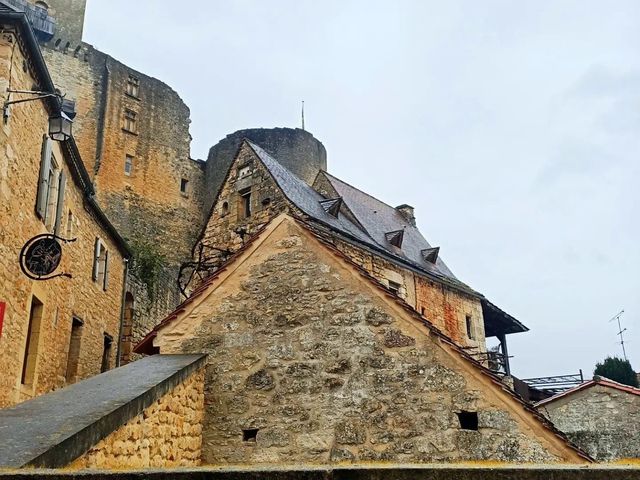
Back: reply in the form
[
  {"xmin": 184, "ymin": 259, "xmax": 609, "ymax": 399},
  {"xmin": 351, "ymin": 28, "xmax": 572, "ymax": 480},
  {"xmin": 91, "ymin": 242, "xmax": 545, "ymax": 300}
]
[
  {"xmin": 247, "ymin": 141, "xmax": 476, "ymax": 295},
  {"xmin": 320, "ymin": 172, "xmax": 457, "ymax": 279}
]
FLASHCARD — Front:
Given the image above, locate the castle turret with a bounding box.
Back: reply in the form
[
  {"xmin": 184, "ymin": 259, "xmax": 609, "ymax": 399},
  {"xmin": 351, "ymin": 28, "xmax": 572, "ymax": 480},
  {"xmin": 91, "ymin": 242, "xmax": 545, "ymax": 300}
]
[{"xmin": 204, "ymin": 128, "xmax": 327, "ymax": 214}]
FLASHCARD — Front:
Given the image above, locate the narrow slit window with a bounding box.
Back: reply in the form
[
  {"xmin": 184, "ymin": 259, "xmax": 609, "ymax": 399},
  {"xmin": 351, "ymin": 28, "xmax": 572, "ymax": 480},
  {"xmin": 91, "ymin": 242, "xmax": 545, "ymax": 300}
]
[
  {"xmin": 180, "ymin": 178, "xmax": 189, "ymax": 194},
  {"xmin": 465, "ymin": 315, "xmax": 474, "ymax": 340},
  {"xmin": 65, "ymin": 317, "xmax": 83, "ymax": 384},
  {"xmin": 124, "ymin": 155, "xmax": 133, "ymax": 176},
  {"xmin": 239, "ymin": 187, "xmax": 252, "ymax": 219}
]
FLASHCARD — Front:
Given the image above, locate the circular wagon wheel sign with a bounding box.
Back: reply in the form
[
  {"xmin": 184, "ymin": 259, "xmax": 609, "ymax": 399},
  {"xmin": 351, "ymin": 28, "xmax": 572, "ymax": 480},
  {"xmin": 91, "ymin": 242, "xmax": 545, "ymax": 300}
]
[{"xmin": 19, "ymin": 234, "xmax": 67, "ymax": 280}]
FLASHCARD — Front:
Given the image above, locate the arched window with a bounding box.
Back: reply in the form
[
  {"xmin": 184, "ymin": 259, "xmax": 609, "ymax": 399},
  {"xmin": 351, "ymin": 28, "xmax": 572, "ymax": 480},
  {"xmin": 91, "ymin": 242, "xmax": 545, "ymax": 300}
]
[{"xmin": 221, "ymin": 201, "xmax": 229, "ymax": 216}]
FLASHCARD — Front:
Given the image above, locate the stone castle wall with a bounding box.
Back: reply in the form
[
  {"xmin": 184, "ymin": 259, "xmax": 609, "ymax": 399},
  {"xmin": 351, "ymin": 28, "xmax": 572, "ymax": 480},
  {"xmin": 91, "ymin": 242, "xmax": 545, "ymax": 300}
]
[
  {"xmin": 69, "ymin": 367, "xmax": 205, "ymax": 469},
  {"xmin": 539, "ymin": 385, "xmax": 640, "ymax": 461},
  {"xmin": 0, "ymin": 31, "xmax": 126, "ymax": 407}
]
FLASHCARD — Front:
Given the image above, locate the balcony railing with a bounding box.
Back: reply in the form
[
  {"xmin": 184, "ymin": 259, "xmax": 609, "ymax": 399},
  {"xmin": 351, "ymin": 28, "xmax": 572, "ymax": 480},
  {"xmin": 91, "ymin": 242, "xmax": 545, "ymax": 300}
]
[{"xmin": 4, "ymin": 0, "xmax": 55, "ymax": 41}]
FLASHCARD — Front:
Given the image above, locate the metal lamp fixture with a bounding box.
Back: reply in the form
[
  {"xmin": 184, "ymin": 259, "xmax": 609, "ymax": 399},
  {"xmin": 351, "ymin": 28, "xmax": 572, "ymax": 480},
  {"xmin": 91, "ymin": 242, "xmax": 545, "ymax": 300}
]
[
  {"xmin": 48, "ymin": 111, "xmax": 73, "ymax": 141},
  {"xmin": 3, "ymin": 89, "xmax": 72, "ymax": 141}
]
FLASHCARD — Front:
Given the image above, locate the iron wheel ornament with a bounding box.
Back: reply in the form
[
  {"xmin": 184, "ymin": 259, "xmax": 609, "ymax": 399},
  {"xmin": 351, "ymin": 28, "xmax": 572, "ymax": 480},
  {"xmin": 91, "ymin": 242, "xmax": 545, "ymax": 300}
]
[{"xmin": 19, "ymin": 234, "xmax": 76, "ymax": 280}]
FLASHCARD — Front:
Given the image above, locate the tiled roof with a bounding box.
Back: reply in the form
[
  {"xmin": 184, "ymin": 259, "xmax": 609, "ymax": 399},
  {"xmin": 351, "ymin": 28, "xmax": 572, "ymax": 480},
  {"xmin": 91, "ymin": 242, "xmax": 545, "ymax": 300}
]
[
  {"xmin": 247, "ymin": 141, "xmax": 476, "ymax": 295},
  {"xmin": 536, "ymin": 376, "xmax": 640, "ymax": 408}
]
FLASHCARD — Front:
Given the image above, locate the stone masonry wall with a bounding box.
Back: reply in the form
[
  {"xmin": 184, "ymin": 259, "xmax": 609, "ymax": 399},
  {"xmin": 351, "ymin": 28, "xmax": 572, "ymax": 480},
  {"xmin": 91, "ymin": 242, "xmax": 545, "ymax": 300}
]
[
  {"xmin": 539, "ymin": 385, "xmax": 640, "ymax": 461},
  {"xmin": 0, "ymin": 32, "xmax": 125, "ymax": 407},
  {"xmin": 69, "ymin": 367, "xmax": 205, "ymax": 469},
  {"xmin": 159, "ymin": 219, "xmax": 572, "ymax": 464},
  {"xmin": 41, "ymin": 41, "xmax": 206, "ymax": 356}
]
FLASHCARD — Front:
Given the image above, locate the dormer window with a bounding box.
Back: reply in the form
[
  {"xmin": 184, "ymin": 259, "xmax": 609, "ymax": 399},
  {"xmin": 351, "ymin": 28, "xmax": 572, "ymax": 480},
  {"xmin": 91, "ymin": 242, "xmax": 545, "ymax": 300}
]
[
  {"xmin": 422, "ymin": 247, "xmax": 440, "ymax": 264},
  {"xmin": 319, "ymin": 197, "xmax": 342, "ymax": 218},
  {"xmin": 385, "ymin": 230, "xmax": 404, "ymax": 248}
]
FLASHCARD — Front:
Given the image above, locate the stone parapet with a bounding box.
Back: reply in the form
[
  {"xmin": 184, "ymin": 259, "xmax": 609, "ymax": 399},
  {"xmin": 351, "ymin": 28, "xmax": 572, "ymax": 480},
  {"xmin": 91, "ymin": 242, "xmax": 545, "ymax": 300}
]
[{"xmin": 0, "ymin": 355, "xmax": 206, "ymax": 469}]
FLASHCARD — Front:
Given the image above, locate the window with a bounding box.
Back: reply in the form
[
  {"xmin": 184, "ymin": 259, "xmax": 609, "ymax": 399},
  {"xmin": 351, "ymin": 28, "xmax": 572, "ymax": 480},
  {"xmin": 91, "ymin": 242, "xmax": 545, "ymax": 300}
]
[
  {"xmin": 101, "ymin": 334, "xmax": 113, "ymax": 373},
  {"xmin": 65, "ymin": 317, "xmax": 83, "ymax": 384},
  {"xmin": 124, "ymin": 155, "xmax": 133, "ymax": 176},
  {"xmin": 66, "ymin": 210, "xmax": 74, "ymax": 238},
  {"xmin": 465, "ymin": 315, "xmax": 475, "ymax": 340},
  {"xmin": 221, "ymin": 201, "xmax": 229, "ymax": 216},
  {"xmin": 126, "ymin": 74, "xmax": 140, "ymax": 98},
  {"xmin": 123, "ymin": 108, "xmax": 137, "ymax": 133},
  {"xmin": 22, "ymin": 296, "xmax": 44, "ymax": 385},
  {"xmin": 388, "ymin": 280, "xmax": 401, "ymax": 294},
  {"xmin": 92, "ymin": 238, "xmax": 109, "ymax": 290},
  {"xmin": 180, "ymin": 178, "xmax": 189, "ymax": 194},
  {"xmin": 457, "ymin": 411, "xmax": 479, "ymax": 431},
  {"xmin": 239, "ymin": 187, "xmax": 252, "ymax": 219},
  {"xmin": 36, "ymin": 136, "xmax": 65, "ymax": 233}
]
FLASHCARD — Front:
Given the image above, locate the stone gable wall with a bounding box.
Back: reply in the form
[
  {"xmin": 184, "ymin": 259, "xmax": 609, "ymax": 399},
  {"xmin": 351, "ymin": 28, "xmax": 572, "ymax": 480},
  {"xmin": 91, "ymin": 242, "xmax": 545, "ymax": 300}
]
[
  {"xmin": 157, "ymin": 220, "xmax": 569, "ymax": 464},
  {"xmin": 0, "ymin": 32, "xmax": 125, "ymax": 407},
  {"xmin": 69, "ymin": 367, "xmax": 205, "ymax": 469},
  {"xmin": 539, "ymin": 385, "xmax": 640, "ymax": 461}
]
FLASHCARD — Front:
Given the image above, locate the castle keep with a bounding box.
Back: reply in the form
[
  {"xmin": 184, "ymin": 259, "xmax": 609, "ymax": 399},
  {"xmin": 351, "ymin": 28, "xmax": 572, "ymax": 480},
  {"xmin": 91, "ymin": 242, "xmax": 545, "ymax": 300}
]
[{"xmin": 1, "ymin": 0, "xmax": 627, "ymax": 472}]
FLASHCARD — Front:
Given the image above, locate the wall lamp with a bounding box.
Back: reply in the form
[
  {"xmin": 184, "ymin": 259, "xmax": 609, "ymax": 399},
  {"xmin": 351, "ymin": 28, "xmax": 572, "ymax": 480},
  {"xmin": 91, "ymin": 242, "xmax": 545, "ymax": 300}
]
[{"xmin": 3, "ymin": 89, "xmax": 73, "ymax": 141}]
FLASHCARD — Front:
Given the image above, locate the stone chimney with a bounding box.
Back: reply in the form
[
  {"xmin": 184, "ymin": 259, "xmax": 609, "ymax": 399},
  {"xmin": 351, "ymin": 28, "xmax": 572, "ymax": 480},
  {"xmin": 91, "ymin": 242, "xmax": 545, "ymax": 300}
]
[{"xmin": 396, "ymin": 204, "xmax": 416, "ymax": 227}]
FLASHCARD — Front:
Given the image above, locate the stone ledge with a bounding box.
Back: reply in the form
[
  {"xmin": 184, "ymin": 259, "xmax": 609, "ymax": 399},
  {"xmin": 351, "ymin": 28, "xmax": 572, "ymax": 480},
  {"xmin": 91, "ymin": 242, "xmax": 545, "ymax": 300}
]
[
  {"xmin": 0, "ymin": 465, "xmax": 639, "ymax": 480},
  {"xmin": 0, "ymin": 355, "xmax": 206, "ymax": 469}
]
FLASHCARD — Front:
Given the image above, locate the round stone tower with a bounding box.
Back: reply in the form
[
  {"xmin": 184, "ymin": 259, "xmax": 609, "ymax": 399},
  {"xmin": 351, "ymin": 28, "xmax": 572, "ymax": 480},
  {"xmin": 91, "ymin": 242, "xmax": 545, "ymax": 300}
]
[{"xmin": 204, "ymin": 127, "xmax": 327, "ymax": 214}]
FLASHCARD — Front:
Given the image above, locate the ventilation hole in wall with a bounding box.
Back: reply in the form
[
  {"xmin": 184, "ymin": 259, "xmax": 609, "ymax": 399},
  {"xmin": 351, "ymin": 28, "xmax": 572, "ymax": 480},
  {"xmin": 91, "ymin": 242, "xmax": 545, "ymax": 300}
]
[
  {"xmin": 242, "ymin": 428, "xmax": 259, "ymax": 442},
  {"xmin": 73, "ymin": 46, "xmax": 81, "ymax": 58},
  {"xmin": 457, "ymin": 411, "xmax": 478, "ymax": 431},
  {"xmin": 54, "ymin": 38, "xmax": 61, "ymax": 47},
  {"xmin": 261, "ymin": 197, "xmax": 271, "ymax": 206},
  {"xmin": 63, "ymin": 41, "xmax": 70, "ymax": 53}
]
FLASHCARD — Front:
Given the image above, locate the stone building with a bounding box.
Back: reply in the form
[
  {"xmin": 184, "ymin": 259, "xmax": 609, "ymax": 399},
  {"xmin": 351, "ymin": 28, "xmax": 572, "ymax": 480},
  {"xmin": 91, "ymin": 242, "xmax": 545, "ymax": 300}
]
[
  {"xmin": 0, "ymin": 7, "xmax": 129, "ymax": 407},
  {"xmin": 134, "ymin": 142, "xmax": 586, "ymax": 464},
  {"xmin": 135, "ymin": 214, "xmax": 587, "ymax": 464},
  {"xmin": 536, "ymin": 376, "xmax": 640, "ymax": 461}
]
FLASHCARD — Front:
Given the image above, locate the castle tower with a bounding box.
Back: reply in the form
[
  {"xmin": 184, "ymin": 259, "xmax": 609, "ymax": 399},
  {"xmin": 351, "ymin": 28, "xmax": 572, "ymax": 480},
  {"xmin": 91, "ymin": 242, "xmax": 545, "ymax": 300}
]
[{"xmin": 6, "ymin": 0, "xmax": 86, "ymax": 47}]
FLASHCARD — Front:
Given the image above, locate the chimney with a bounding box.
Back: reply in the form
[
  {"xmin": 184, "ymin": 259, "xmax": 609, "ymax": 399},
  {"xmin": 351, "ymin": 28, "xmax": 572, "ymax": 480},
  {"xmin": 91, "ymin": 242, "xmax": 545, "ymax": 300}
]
[{"xmin": 396, "ymin": 204, "xmax": 416, "ymax": 227}]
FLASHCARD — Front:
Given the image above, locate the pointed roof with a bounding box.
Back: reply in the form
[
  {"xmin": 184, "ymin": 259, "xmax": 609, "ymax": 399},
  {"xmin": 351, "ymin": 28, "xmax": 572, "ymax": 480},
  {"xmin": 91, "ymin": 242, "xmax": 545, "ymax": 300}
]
[
  {"xmin": 536, "ymin": 376, "xmax": 640, "ymax": 408},
  {"xmin": 134, "ymin": 214, "xmax": 591, "ymax": 462},
  {"xmin": 318, "ymin": 171, "xmax": 457, "ymax": 281}
]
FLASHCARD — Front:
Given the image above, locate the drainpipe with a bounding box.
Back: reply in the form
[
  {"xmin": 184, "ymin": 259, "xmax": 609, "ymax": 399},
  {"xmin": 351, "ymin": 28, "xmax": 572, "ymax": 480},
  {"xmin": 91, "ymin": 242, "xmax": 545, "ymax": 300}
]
[{"xmin": 116, "ymin": 257, "xmax": 129, "ymax": 367}]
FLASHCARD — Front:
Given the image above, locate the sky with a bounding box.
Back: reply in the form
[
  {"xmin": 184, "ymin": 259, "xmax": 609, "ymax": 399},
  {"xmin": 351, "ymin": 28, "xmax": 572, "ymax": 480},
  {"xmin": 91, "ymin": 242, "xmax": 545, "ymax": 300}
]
[{"xmin": 83, "ymin": 1, "xmax": 639, "ymax": 379}]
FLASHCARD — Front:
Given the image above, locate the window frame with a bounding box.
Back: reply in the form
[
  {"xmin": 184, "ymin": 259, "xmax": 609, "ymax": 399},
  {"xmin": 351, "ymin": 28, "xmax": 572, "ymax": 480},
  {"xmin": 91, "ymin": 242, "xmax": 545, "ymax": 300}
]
[
  {"xmin": 239, "ymin": 187, "xmax": 252, "ymax": 219},
  {"xmin": 123, "ymin": 108, "xmax": 137, "ymax": 134},
  {"xmin": 126, "ymin": 74, "xmax": 140, "ymax": 98},
  {"xmin": 124, "ymin": 155, "xmax": 133, "ymax": 176}
]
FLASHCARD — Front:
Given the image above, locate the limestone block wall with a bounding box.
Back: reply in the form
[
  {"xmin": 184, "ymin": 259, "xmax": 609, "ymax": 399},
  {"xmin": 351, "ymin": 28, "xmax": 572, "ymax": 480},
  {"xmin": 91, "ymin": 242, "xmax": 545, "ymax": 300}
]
[
  {"xmin": 157, "ymin": 219, "xmax": 579, "ymax": 464},
  {"xmin": 0, "ymin": 31, "xmax": 126, "ymax": 407},
  {"xmin": 69, "ymin": 368, "xmax": 205, "ymax": 469},
  {"xmin": 539, "ymin": 385, "xmax": 640, "ymax": 461}
]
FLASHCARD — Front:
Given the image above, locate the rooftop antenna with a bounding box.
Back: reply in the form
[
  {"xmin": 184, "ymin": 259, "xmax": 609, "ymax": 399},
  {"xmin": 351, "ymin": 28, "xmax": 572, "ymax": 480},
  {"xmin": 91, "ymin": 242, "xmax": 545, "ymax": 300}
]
[
  {"xmin": 609, "ymin": 309, "xmax": 627, "ymax": 361},
  {"xmin": 301, "ymin": 100, "xmax": 305, "ymax": 131}
]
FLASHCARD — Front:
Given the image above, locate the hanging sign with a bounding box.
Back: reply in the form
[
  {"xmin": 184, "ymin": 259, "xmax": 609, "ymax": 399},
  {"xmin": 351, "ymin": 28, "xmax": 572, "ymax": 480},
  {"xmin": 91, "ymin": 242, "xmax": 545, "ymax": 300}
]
[{"xmin": 19, "ymin": 234, "xmax": 75, "ymax": 280}]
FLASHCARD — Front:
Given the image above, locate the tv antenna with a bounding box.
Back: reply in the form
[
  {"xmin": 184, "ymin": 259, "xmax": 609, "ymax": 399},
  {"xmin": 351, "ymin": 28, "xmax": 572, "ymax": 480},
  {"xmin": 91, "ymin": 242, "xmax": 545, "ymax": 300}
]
[
  {"xmin": 609, "ymin": 309, "xmax": 627, "ymax": 360},
  {"xmin": 301, "ymin": 100, "xmax": 305, "ymax": 131}
]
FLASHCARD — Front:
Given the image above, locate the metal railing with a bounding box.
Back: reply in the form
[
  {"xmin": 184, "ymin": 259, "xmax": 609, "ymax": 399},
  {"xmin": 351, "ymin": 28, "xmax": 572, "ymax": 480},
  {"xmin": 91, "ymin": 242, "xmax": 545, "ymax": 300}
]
[
  {"xmin": 3, "ymin": 0, "xmax": 55, "ymax": 40},
  {"xmin": 521, "ymin": 371, "xmax": 584, "ymax": 395}
]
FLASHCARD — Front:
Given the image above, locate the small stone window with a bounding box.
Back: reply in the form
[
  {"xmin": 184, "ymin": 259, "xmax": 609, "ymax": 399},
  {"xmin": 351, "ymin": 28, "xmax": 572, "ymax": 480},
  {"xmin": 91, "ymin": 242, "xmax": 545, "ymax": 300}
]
[
  {"xmin": 388, "ymin": 280, "xmax": 401, "ymax": 294},
  {"xmin": 239, "ymin": 187, "xmax": 252, "ymax": 219},
  {"xmin": 242, "ymin": 428, "xmax": 259, "ymax": 442},
  {"xmin": 465, "ymin": 315, "xmax": 475, "ymax": 340},
  {"xmin": 180, "ymin": 178, "xmax": 189, "ymax": 195},
  {"xmin": 126, "ymin": 74, "xmax": 140, "ymax": 98},
  {"xmin": 457, "ymin": 411, "xmax": 478, "ymax": 431},
  {"xmin": 123, "ymin": 108, "xmax": 137, "ymax": 133},
  {"xmin": 124, "ymin": 155, "xmax": 133, "ymax": 176},
  {"xmin": 66, "ymin": 210, "xmax": 74, "ymax": 238},
  {"xmin": 221, "ymin": 201, "xmax": 229, "ymax": 216}
]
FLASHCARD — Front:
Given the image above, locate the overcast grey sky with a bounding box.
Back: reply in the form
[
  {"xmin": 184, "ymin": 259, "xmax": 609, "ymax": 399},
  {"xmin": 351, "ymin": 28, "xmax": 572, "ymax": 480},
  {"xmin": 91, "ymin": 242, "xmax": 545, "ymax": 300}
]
[{"xmin": 84, "ymin": 1, "xmax": 639, "ymax": 379}]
